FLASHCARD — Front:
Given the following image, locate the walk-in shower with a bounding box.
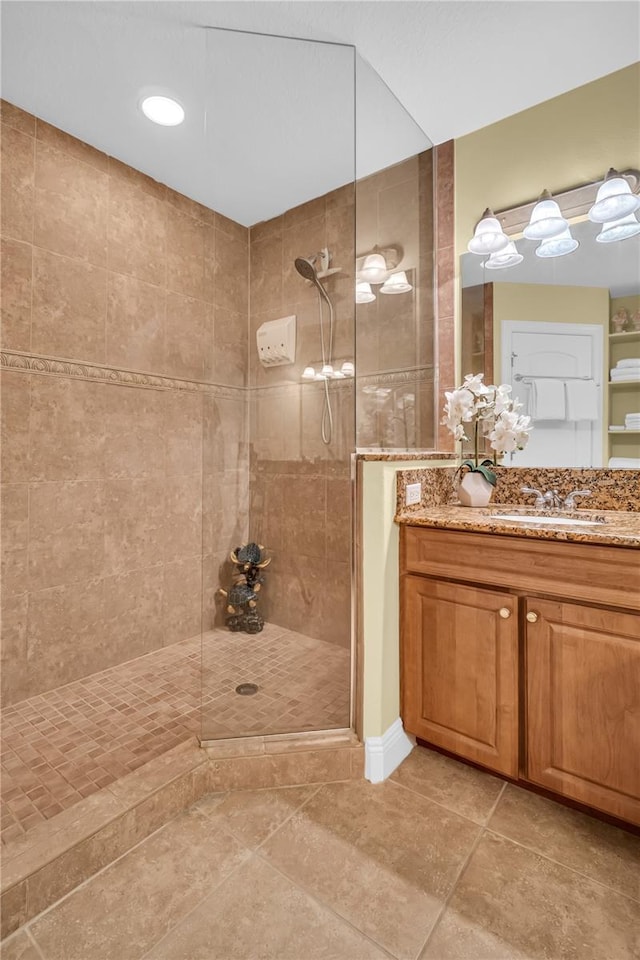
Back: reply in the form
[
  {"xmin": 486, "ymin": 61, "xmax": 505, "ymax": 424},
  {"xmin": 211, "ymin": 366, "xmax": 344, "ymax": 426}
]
[{"xmin": 295, "ymin": 254, "xmax": 336, "ymax": 444}]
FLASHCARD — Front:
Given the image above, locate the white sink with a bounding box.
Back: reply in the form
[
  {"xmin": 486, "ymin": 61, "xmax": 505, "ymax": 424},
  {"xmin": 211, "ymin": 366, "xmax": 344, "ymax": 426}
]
[{"xmin": 493, "ymin": 513, "xmax": 605, "ymax": 527}]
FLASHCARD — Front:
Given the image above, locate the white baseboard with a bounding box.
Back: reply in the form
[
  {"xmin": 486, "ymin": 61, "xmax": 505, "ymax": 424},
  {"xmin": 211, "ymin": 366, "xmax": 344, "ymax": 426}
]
[{"xmin": 364, "ymin": 718, "xmax": 415, "ymax": 783}]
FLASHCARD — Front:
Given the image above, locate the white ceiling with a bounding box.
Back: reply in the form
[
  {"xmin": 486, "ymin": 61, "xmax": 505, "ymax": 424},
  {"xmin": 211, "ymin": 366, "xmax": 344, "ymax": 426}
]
[{"xmin": 2, "ymin": 1, "xmax": 638, "ymax": 226}]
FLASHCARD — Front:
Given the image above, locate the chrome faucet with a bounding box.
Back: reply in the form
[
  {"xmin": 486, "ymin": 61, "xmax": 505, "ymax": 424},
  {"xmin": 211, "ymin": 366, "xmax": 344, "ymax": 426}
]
[
  {"xmin": 562, "ymin": 489, "xmax": 592, "ymax": 509},
  {"xmin": 521, "ymin": 487, "xmax": 559, "ymax": 508},
  {"xmin": 521, "ymin": 486, "xmax": 592, "ymax": 510}
]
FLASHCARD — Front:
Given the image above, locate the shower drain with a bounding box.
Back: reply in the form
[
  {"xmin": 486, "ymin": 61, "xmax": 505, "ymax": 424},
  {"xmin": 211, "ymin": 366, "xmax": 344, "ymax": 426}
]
[{"xmin": 235, "ymin": 683, "xmax": 259, "ymax": 696}]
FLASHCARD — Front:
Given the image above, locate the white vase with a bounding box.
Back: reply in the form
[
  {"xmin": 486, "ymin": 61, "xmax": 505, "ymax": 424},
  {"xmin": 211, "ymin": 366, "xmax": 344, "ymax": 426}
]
[{"xmin": 457, "ymin": 471, "xmax": 494, "ymax": 507}]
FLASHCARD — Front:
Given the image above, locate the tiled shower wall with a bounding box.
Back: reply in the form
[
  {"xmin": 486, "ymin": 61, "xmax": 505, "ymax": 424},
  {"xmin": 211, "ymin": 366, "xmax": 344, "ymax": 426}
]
[
  {"xmin": 355, "ymin": 152, "xmax": 435, "ymax": 449},
  {"xmin": 0, "ymin": 101, "xmax": 249, "ymax": 705},
  {"xmin": 247, "ymin": 186, "xmax": 355, "ymax": 647},
  {"xmin": 1, "ymin": 99, "xmax": 439, "ymax": 703}
]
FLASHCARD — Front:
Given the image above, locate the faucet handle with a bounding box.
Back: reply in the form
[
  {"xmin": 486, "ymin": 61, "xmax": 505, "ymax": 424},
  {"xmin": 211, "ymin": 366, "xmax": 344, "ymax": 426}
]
[
  {"xmin": 563, "ymin": 489, "xmax": 592, "ymax": 509},
  {"xmin": 521, "ymin": 486, "xmax": 546, "ymax": 508}
]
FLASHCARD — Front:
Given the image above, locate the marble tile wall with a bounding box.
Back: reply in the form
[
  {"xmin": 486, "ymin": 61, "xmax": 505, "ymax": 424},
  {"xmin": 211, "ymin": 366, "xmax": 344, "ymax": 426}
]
[
  {"xmin": 247, "ymin": 187, "xmax": 356, "ymax": 648},
  {"xmin": 0, "ymin": 101, "xmax": 249, "ymax": 704},
  {"xmin": 433, "ymin": 140, "xmax": 456, "ymax": 452},
  {"xmin": 355, "ymin": 152, "xmax": 435, "ymax": 450}
]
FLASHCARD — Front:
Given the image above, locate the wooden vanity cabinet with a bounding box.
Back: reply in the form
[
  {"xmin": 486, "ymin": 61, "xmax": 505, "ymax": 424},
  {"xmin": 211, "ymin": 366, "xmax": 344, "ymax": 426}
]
[
  {"xmin": 402, "ymin": 576, "xmax": 519, "ymax": 777},
  {"xmin": 400, "ymin": 526, "xmax": 640, "ymax": 825},
  {"xmin": 525, "ymin": 597, "xmax": 640, "ymax": 824}
]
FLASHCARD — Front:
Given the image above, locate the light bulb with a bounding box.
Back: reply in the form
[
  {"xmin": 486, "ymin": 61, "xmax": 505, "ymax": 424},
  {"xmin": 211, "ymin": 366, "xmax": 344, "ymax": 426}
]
[
  {"xmin": 588, "ymin": 171, "xmax": 640, "ymax": 223},
  {"xmin": 380, "ymin": 271, "xmax": 413, "ymax": 294},
  {"xmin": 535, "ymin": 227, "xmax": 579, "ymax": 258},
  {"xmin": 595, "ymin": 212, "xmax": 640, "ymax": 243},
  {"xmin": 360, "ymin": 254, "xmax": 387, "ymax": 283},
  {"xmin": 483, "ymin": 241, "xmax": 524, "ymax": 270},
  {"xmin": 140, "ymin": 96, "xmax": 185, "ymax": 126},
  {"xmin": 321, "ymin": 363, "xmax": 334, "ymax": 377},
  {"xmin": 302, "ymin": 366, "xmax": 316, "ymax": 380},
  {"xmin": 468, "ymin": 209, "xmax": 509, "ymax": 255},
  {"xmin": 523, "ymin": 194, "xmax": 568, "ymax": 240},
  {"xmin": 355, "ymin": 281, "xmax": 376, "ymax": 304},
  {"xmin": 341, "ymin": 361, "xmax": 355, "ymax": 377}
]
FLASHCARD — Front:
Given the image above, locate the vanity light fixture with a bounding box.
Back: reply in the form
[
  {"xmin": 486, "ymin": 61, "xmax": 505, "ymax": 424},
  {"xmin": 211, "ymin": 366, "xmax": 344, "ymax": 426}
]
[
  {"xmin": 140, "ymin": 95, "xmax": 185, "ymax": 126},
  {"xmin": 535, "ymin": 226, "xmax": 579, "ymax": 258},
  {"xmin": 595, "ymin": 212, "xmax": 640, "ymax": 243},
  {"xmin": 467, "ymin": 209, "xmax": 509, "ymax": 255},
  {"xmin": 302, "ymin": 366, "xmax": 316, "ymax": 380},
  {"xmin": 523, "ymin": 191, "xmax": 569, "ymax": 240},
  {"xmin": 588, "ymin": 168, "xmax": 640, "ymax": 223},
  {"xmin": 355, "ymin": 281, "xmax": 376, "ymax": 303},
  {"xmin": 380, "ymin": 271, "xmax": 413, "ymax": 294},
  {"xmin": 483, "ymin": 241, "xmax": 524, "ymax": 270},
  {"xmin": 341, "ymin": 361, "xmax": 355, "ymax": 377}
]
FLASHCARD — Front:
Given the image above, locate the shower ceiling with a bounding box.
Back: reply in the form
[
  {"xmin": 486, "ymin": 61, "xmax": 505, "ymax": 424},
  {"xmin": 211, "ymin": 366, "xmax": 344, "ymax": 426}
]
[{"xmin": 2, "ymin": 1, "xmax": 637, "ymax": 225}]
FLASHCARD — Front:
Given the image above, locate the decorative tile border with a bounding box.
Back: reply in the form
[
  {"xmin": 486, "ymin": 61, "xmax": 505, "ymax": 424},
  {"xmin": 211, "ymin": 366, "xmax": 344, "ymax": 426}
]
[
  {"xmin": 356, "ymin": 366, "xmax": 435, "ymax": 389},
  {"xmin": 1, "ymin": 351, "xmax": 247, "ymax": 401}
]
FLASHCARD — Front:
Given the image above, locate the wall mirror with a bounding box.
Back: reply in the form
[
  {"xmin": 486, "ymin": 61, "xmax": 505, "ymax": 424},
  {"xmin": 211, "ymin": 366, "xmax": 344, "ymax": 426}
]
[{"xmin": 461, "ymin": 195, "xmax": 640, "ymax": 468}]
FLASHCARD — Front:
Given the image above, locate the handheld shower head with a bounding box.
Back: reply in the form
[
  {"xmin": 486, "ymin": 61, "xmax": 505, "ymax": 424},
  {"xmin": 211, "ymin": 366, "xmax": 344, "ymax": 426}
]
[
  {"xmin": 294, "ymin": 257, "xmax": 318, "ymax": 282},
  {"xmin": 294, "ymin": 257, "xmax": 332, "ymax": 310}
]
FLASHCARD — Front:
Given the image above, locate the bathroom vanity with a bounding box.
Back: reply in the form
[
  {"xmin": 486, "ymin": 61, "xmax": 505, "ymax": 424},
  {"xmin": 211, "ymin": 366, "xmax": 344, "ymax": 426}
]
[{"xmin": 398, "ymin": 508, "xmax": 640, "ymax": 826}]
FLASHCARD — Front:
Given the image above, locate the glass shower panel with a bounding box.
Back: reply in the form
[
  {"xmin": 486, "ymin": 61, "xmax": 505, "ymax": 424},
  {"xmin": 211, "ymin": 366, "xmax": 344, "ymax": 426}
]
[
  {"xmin": 200, "ymin": 30, "xmax": 356, "ymax": 741},
  {"xmin": 354, "ymin": 55, "xmax": 435, "ymax": 450}
]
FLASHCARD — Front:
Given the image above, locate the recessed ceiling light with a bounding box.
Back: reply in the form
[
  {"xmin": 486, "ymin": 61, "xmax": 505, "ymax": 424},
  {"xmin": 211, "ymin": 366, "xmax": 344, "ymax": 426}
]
[{"xmin": 140, "ymin": 95, "xmax": 184, "ymax": 126}]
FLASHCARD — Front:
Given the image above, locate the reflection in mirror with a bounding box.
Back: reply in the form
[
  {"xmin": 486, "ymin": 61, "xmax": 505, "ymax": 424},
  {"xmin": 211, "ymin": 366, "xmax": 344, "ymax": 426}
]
[{"xmin": 461, "ymin": 192, "xmax": 640, "ymax": 469}]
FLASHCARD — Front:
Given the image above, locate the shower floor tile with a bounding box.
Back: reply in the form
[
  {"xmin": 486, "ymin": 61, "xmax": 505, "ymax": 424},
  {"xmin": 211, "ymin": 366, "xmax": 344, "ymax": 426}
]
[{"xmin": 0, "ymin": 626, "xmax": 350, "ymax": 845}]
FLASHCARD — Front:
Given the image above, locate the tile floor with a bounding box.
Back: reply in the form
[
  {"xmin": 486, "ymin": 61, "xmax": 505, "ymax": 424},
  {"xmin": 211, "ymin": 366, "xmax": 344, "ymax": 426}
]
[
  {"xmin": 1, "ymin": 625, "xmax": 350, "ymax": 844},
  {"xmin": 3, "ymin": 746, "xmax": 639, "ymax": 960}
]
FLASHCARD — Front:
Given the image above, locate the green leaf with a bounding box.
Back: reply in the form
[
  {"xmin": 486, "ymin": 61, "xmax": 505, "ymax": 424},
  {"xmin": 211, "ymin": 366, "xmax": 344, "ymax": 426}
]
[{"xmin": 475, "ymin": 464, "xmax": 497, "ymax": 486}]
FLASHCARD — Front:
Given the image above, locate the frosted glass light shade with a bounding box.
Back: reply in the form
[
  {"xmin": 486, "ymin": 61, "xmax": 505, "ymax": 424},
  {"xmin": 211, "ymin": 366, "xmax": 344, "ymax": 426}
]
[
  {"xmin": 588, "ymin": 175, "xmax": 640, "ymax": 223},
  {"xmin": 140, "ymin": 96, "xmax": 185, "ymax": 126},
  {"xmin": 355, "ymin": 281, "xmax": 376, "ymax": 303},
  {"xmin": 523, "ymin": 197, "xmax": 568, "ymax": 240},
  {"xmin": 595, "ymin": 212, "xmax": 640, "ymax": 243},
  {"xmin": 535, "ymin": 227, "xmax": 579, "ymax": 258},
  {"xmin": 302, "ymin": 366, "xmax": 316, "ymax": 380},
  {"xmin": 380, "ymin": 271, "xmax": 413, "ymax": 294},
  {"xmin": 360, "ymin": 254, "xmax": 387, "ymax": 283},
  {"xmin": 483, "ymin": 241, "xmax": 524, "ymax": 270},
  {"xmin": 341, "ymin": 360, "xmax": 355, "ymax": 377},
  {"xmin": 468, "ymin": 211, "xmax": 509, "ymax": 255},
  {"xmin": 321, "ymin": 363, "xmax": 334, "ymax": 377}
]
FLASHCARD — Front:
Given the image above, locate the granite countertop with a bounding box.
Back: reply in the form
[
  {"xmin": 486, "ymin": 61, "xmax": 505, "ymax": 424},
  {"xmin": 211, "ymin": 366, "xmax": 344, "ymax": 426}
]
[
  {"xmin": 356, "ymin": 451, "xmax": 457, "ymax": 462},
  {"xmin": 395, "ymin": 504, "xmax": 640, "ymax": 548}
]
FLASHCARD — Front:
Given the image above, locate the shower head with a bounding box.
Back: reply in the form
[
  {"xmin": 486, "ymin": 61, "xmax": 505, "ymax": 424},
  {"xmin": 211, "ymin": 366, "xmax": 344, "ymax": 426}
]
[
  {"xmin": 294, "ymin": 257, "xmax": 318, "ymax": 282},
  {"xmin": 294, "ymin": 256, "xmax": 332, "ymax": 311}
]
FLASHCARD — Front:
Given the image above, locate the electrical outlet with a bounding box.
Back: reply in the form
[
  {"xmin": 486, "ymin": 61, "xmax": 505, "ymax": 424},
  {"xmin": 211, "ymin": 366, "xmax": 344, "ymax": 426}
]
[{"xmin": 405, "ymin": 482, "xmax": 422, "ymax": 506}]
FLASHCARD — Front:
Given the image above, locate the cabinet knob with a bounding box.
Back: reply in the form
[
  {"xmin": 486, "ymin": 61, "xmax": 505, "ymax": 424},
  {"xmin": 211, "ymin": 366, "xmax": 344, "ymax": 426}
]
[
  {"xmin": 526, "ymin": 611, "xmax": 539, "ymax": 623},
  {"xmin": 499, "ymin": 607, "xmax": 511, "ymax": 619}
]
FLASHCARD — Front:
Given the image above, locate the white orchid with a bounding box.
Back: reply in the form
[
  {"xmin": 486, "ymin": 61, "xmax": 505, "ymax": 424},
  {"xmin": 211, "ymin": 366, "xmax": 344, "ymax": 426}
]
[
  {"xmin": 442, "ymin": 373, "xmax": 532, "ymax": 472},
  {"xmin": 488, "ymin": 410, "xmax": 532, "ymax": 454}
]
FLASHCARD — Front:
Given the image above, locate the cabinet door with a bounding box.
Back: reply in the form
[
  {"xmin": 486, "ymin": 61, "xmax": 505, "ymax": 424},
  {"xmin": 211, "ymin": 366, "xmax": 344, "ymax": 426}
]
[
  {"xmin": 401, "ymin": 575, "xmax": 519, "ymax": 777},
  {"xmin": 525, "ymin": 598, "xmax": 640, "ymax": 825}
]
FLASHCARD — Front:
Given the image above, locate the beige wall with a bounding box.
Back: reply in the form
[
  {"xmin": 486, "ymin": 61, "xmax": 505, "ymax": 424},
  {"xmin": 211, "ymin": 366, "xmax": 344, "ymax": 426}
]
[
  {"xmin": 1, "ymin": 100, "xmax": 249, "ymax": 704},
  {"xmin": 491, "ymin": 282, "xmax": 610, "ymax": 382},
  {"xmin": 455, "ymin": 63, "xmax": 640, "ymax": 257},
  {"xmin": 361, "ymin": 459, "xmax": 452, "ymax": 738}
]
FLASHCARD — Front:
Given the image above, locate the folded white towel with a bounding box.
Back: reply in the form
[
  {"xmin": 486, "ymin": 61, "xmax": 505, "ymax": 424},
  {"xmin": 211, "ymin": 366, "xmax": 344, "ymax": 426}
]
[
  {"xmin": 530, "ymin": 378, "xmax": 566, "ymax": 420},
  {"xmin": 565, "ymin": 379, "xmax": 599, "ymax": 421},
  {"xmin": 616, "ymin": 358, "xmax": 640, "ymax": 368},
  {"xmin": 608, "ymin": 457, "xmax": 640, "ymax": 468},
  {"xmin": 611, "ymin": 369, "xmax": 640, "ymax": 380}
]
